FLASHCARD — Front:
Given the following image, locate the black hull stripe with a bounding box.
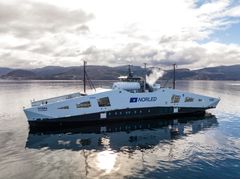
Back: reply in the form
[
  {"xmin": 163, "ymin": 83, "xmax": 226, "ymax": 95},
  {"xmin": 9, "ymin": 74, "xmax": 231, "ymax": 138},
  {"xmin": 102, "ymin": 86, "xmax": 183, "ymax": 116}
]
[{"xmin": 29, "ymin": 107, "xmax": 206, "ymax": 127}]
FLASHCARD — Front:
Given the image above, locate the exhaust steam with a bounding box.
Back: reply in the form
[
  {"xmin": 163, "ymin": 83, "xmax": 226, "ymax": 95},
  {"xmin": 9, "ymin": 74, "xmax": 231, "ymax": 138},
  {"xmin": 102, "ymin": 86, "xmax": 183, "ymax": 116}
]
[{"xmin": 146, "ymin": 68, "xmax": 164, "ymax": 86}]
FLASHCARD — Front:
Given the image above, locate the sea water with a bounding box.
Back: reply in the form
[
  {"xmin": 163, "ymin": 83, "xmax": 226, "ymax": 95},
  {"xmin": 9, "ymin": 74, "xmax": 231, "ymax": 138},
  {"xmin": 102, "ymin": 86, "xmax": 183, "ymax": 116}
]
[{"xmin": 0, "ymin": 80, "xmax": 239, "ymax": 179}]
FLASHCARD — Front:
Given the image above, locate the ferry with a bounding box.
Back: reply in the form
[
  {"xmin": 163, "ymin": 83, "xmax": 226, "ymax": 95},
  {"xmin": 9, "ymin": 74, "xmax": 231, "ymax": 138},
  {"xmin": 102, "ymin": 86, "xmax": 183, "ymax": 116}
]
[{"xmin": 24, "ymin": 63, "xmax": 220, "ymax": 127}]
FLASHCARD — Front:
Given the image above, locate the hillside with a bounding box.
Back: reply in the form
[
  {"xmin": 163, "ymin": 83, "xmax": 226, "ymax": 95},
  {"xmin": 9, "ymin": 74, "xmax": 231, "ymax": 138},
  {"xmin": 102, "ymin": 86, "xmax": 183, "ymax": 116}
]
[
  {"xmin": 194, "ymin": 65, "xmax": 240, "ymax": 80},
  {"xmin": 0, "ymin": 67, "xmax": 12, "ymax": 76},
  {"xmin": 0, "ymin": 64, "xmax": 240, "ymax": 80},
  {"xmin": 1, "ymin": 69, "xmax": 38, "ymax": 80}
]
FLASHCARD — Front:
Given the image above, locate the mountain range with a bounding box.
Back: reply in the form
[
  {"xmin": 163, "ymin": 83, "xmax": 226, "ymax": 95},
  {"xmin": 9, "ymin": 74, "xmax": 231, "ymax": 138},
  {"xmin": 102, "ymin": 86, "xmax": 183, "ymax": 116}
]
[{"xmin": 0, "ymin": 64, "xmax": 239, "ymax": 80}]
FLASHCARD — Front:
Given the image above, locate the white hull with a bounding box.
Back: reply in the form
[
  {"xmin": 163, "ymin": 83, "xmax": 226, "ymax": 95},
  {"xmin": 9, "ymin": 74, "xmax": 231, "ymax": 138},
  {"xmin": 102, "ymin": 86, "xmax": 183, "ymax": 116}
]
[{"xmin": 24, "ymin": 87, "xmax": 220, "ymax": 124}]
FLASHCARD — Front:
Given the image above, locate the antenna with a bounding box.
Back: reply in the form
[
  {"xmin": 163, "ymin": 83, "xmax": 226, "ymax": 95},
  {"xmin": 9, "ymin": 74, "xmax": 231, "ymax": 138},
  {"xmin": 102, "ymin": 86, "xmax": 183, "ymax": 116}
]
[
  {"xmin": 144, "ymin": 63, "xmax": 147, "ymax": 81},
  {"xmin": 144, "ymin": 63, "xmax": 147, "ymax": 91},
  {"xmin": 83, "ymin": 61, "xmax": 87, "ymax": 93},
  {"xmin": 128, "ymin": 65, "xmax": 133, "ymax": 78},
  {"xmin": 173, "ymin": 63, "xmax": 176, "ymax": 89}
]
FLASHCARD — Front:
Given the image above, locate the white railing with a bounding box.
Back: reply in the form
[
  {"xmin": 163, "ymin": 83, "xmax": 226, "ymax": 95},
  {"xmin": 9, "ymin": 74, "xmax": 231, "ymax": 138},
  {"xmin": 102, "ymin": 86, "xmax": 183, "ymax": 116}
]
[{"xmin": 31, "ymin": 92, "xmax": 82, "ymax": 107}]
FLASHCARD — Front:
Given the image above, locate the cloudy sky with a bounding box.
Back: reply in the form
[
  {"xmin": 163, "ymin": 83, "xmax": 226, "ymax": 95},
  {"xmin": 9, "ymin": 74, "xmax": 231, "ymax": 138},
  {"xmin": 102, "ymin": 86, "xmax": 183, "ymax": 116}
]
[{"xmin": 0, "ymin": 0, "xmax": 240, "ymax": 69}]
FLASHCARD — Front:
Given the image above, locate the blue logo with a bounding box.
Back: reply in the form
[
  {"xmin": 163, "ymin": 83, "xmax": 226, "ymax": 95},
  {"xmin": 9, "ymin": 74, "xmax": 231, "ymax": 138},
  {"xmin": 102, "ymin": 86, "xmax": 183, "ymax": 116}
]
[
  {"xmin": 130, "ymin": 97, "xmax": 138, "ymax": 103},
  {"xmin": 130, "ymin": 97, "xmax": 157, "ymax": 103}
]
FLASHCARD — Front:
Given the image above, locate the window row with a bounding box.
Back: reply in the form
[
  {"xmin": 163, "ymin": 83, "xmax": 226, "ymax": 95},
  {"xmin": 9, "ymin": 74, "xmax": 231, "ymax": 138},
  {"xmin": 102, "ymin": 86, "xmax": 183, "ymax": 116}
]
[
  {"xmin": 171, "ymin": 95, "xmax": 203, "ymax": 103},
  {"xmin": 58, "ymin": 97, "xmax": 111, "ymax": 109}
]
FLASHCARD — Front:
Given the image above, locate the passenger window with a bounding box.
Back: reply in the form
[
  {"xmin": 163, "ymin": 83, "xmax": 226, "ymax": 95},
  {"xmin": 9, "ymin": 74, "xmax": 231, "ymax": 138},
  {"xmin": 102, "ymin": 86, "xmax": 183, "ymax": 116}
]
[
  {"xmin": 185, "ymin": 97, "xmax": 194, "ymax": 102},
  {"xmin": 58, "ymin": 106, "xmax": 69, "ymax": 109},
  {"xmin": 171, "ymin": 95, "xmax": 180, "ymax": 103},
  {"xmin": 98, "ymin": 97, "xmax": 111, "ymax": 107},
  {"xmin": 76, "ymin": 101, "xmax": 91, "ymax": 108}
]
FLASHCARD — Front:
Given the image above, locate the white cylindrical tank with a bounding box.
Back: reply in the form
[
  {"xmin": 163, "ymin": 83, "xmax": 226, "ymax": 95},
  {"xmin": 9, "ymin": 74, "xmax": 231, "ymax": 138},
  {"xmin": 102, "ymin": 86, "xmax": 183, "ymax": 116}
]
[{"xmin": 112, "ymin": 82, "xmax": 141, "ymax": 90}]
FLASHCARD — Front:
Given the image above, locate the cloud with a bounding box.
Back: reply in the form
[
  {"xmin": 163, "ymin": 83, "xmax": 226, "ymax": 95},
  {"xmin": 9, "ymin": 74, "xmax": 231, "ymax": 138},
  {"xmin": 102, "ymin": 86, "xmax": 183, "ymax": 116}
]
[
  {"xmin": 76, "ymin": 40, "xmax": 240, "ymax": 69},
  {"xmin": 0, "ymin": 0, "xmax": 240, "ymax": 69},
  {"xmin": 79, "ymin": 43, "xmax": 159, "ymax": 66},
  {"xmin": 0, "ymin": 1, "xmax": 93, "ymax": 39},
  {"xmin": 225, "ymin": 5, "xmax": 240, "ymax": 17}
]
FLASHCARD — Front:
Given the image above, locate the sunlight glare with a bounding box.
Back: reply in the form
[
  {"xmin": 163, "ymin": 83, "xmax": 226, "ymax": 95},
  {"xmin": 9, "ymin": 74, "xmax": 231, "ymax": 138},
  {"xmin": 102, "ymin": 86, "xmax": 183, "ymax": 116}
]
[{"xmin": 97, "ymin": 150, "xmax": 117, "ymax": 173}]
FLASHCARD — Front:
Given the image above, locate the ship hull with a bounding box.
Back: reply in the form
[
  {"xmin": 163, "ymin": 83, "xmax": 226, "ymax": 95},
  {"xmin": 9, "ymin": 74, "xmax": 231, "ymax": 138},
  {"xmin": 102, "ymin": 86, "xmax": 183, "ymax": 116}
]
[
  {"xmin": 28, "ymin": 106, "xmax": 207, "ymax": 129},
  {"xmin": 24, "ymin": 87, "xmax": 220, "ymax": 130}
]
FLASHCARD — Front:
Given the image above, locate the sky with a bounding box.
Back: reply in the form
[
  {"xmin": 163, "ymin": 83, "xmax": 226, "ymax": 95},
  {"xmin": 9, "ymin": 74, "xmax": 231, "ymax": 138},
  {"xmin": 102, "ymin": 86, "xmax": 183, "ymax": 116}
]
[{"xmin": 0, "ymin": 0, "xmax": 240, "ymax": 69}]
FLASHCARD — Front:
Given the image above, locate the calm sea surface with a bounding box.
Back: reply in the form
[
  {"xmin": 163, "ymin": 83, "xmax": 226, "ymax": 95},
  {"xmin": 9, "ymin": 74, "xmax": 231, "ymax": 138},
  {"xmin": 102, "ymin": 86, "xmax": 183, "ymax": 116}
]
[{"xmin": 0, "ymin": 80, "xmax": 239, "ymax": 179}]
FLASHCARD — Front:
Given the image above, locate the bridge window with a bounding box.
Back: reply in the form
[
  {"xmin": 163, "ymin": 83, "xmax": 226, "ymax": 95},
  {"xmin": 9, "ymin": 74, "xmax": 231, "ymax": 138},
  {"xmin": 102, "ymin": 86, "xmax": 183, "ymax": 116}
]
[
  {"xmin": 171, "ymin": 95, "xmax": 180, "ymax": 103},
  {"xmin": 185, "ymin": 97, "xmax": 194, "ymax": 102},
  {"xmin": 58, "ymin": 106, "xmax": 69, "ymax": 109},
  {"xmin": 98, "ymin": 97, "xmax": 111, "ymax": 107},
  {"xmin": 76, "ymin": 101, "xmax": 91, "ymax": 108}
]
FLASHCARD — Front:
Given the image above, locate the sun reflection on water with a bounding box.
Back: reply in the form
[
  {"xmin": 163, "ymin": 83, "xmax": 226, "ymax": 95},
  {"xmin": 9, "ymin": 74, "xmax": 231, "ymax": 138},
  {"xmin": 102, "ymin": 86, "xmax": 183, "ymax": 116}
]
[{"xmin": 96, "ymin": 150, "xmax": 117, "ymax": 174}]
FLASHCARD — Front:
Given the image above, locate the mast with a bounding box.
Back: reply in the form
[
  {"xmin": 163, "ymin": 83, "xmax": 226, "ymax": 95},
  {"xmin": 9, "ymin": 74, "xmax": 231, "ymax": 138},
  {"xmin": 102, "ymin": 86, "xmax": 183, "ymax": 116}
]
[
  {"xmin": 128, "ymin": 65, "xmax": 133, "ymax": 78},
  {"xmin": 144, "ymin": 63, "xmax": 147, "ymax": 91},
  {"xmin": 83, "ymin": 61, "xmax": 87, "ymax": 93},
  {"xmin": 173, "ymin": 63, "xmax": 176, "ymax": 89}
]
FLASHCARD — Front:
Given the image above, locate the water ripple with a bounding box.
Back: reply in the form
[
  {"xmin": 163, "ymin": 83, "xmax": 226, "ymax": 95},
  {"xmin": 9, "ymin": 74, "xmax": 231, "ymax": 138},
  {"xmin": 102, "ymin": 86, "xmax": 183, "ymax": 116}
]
[{"xmin": 1, "ymin": 80, "xmax": 240, "ymax": 178}]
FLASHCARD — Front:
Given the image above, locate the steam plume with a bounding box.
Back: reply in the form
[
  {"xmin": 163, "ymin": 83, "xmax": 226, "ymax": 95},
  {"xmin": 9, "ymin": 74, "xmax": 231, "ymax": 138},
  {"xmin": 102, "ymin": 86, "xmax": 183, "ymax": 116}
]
[{"xmin": 146, "ymin": 68, "xmax": 164, "ymax": 86}]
